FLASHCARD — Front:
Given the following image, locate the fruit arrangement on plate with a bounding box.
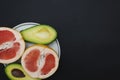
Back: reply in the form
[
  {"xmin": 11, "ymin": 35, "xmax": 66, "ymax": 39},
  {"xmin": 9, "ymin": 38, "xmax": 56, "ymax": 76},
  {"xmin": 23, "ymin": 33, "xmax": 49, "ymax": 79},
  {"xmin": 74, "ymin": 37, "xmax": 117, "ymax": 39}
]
[{"xmin": 0, "ymin": 22, "xmax": 60, "ymax": 80}]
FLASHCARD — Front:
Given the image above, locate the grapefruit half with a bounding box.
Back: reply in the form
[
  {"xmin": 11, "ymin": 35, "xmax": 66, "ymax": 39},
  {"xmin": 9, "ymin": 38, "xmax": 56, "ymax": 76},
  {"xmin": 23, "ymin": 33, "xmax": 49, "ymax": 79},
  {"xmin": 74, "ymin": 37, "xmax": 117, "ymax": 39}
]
[
  {"xmin": 21, "ymin": 45, "xmax": 59, "ymax": 79},
  {"xmin": 0, "ymin": 27, "xmax": 25, "ymax": 64}
]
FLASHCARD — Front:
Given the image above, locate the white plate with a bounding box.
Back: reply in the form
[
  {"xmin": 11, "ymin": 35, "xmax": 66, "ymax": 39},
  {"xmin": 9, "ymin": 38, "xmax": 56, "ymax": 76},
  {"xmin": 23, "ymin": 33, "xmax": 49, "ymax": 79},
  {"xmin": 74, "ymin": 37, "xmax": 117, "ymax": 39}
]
[{"xmin": 13, "ymin": 22, "xmax": 61, "ymax": 58}]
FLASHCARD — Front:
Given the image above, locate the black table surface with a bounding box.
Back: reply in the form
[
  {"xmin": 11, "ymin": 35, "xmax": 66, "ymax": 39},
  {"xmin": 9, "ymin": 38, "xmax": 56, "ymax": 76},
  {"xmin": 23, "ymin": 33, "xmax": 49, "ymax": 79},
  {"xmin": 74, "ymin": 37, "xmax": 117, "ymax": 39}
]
[{"xmin": 0, "ymin": 0, "xmax": 120, "ymax": 80}]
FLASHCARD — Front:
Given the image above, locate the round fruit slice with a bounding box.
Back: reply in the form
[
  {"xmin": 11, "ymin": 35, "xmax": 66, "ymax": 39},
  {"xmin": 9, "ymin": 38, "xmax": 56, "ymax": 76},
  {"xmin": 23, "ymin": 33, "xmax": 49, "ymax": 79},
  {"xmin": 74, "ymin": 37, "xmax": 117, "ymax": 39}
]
[
  {"xmin": 0, "ymin": 27, "xmax": 25, "ymax": 64},
  {"xmin": 5, "ymin": 63, "xmax": 40, "ymax": 80},
  {"xmin": 20, "ymin": 25, "xmax": 57, "ymax": 44},
  {"xmin": 21, "ymin": 45, "xmax": 59, "ymax": 79}
]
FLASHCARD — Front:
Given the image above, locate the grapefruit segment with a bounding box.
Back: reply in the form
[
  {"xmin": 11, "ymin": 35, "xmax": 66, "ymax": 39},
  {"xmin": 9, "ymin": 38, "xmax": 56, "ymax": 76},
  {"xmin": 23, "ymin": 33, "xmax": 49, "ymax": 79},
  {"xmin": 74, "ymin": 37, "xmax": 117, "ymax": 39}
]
[
  {"xmin": 21, "ymin": 45, "xmax": 59, "ymax": 79},
  {"xmin": 24, "ymin": 49, "xmax": 40, "ymax": 72},
  {"xmin": 0, "ymin": 30, "xmax": 15, "ymax": 44},
  {"xmin": 41, "ymin": 54, "xmax": 55, "ymax": 75},
  {"xmin": 0, "ymin": 27, "xmax": 25, "ymax": 64},
  {"xmin": 0, "ymin": 42, "xmax": 20, "ymax": 60}
]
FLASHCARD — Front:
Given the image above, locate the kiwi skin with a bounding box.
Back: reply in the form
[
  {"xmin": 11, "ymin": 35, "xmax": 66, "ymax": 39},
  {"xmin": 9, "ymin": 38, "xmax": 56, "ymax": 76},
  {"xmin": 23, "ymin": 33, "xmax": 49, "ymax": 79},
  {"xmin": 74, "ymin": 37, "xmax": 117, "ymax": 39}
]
[{"xmin": 20, "ymin": 25, "xmax": 57, "ymax": 44}]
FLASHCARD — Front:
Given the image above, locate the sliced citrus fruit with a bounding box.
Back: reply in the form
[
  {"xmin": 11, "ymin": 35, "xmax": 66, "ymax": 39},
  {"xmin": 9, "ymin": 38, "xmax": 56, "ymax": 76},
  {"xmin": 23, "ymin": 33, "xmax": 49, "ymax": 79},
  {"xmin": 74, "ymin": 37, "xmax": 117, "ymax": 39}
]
[
  {"xmin": 21, "ymin": 45, "xmax": 59, "ymax": 79},
  {"xmin": 0, "ymin": 27, "xmax": 25, "ymax": 64}
]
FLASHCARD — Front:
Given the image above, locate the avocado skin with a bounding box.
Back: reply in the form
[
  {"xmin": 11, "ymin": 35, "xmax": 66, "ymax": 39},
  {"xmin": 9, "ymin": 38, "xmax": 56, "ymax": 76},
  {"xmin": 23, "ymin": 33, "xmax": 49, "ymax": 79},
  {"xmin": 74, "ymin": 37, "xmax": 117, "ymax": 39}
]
[
  {"xmin": 21, "ymin": 25, "xmax": 57, "ymax": 44},
  {"xmin": 5, "ymin": 63, "xmax": 41, "ymax": 80}
]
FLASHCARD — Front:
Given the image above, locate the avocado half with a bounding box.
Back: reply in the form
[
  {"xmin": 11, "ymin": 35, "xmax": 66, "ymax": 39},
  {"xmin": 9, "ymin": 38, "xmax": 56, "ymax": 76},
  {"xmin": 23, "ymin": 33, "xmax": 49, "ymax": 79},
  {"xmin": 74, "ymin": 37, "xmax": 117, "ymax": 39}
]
[
  {"xmin": 21, "ymin": 25, "xmax": 57, "ymax": 44},
  {"xmin": 5, "ymin": 64, "xmax": 41, "ymax": 80}
]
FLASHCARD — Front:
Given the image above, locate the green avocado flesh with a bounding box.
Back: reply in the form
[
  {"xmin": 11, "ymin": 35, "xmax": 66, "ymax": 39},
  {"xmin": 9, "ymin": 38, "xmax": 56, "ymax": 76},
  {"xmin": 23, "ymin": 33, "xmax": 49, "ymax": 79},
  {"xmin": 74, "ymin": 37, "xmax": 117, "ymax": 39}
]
[
  {"xmin": 21, "ymin": 25, "xmax": 57, "ymax": 44},
  {"xmin": 5, "ymin": 64, "xmax": 41, "ymax": 80}
]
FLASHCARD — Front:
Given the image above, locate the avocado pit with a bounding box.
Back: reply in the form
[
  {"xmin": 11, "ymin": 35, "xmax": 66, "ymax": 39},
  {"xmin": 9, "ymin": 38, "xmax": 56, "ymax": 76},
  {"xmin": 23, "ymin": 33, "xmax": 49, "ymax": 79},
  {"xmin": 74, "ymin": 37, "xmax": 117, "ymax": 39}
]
[{"xmin": 12, "ymin": 69, "xmax": 25, "ymax": 78}]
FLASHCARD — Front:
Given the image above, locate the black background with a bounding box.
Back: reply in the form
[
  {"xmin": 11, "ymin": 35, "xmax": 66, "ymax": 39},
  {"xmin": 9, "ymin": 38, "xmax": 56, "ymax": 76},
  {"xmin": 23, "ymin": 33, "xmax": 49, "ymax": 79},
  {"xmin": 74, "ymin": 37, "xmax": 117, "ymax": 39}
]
[{"xmin": 0, "ymin": 0, "xmax": 120, "ymax": 80}]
